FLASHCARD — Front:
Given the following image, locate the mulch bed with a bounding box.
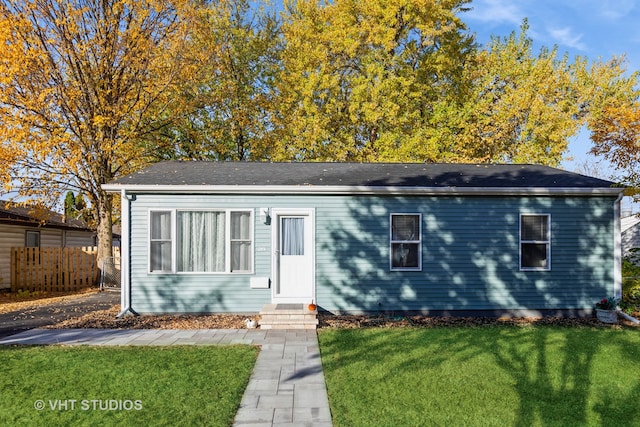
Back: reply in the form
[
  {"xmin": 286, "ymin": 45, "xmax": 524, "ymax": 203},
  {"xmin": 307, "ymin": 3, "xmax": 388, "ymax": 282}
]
[
  {"xmin": 319, "ymin": 314, "xmax": 640, "ymax": 328},
  {"xmin": 46, "ymin": 306, "xmax": 640, "ymax": 330},
  {"xmin": 46, "ymin": 306, "xmax": 259, "ymax": 330}
]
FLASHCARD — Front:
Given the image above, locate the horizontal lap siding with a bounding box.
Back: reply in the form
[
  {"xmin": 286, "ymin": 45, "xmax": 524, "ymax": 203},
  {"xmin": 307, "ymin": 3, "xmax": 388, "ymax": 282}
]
[
  {"xmin": 129, "ymin": 195, "xmax": 275, "ymax": 313},
  {"xmin": 64, "ymin": 230, "xmax": 95, "ymax": 247},
  {"xmin": 0, "ymin": 225, "xmax": 25, "ymax": 289},
  {"xmin": 316, "ymin": 195, "xmax": 616, "ymax": 313},
  {"xmin": 128, "ymin": 194, "xmax": 617, "ymax": 314}
]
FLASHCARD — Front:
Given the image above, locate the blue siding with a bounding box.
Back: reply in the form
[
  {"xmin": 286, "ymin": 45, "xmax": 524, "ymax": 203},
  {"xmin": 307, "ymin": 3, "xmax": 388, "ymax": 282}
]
[{"xmin": 127, "ymin": 194, "xmax": 617, "ymax": 314}]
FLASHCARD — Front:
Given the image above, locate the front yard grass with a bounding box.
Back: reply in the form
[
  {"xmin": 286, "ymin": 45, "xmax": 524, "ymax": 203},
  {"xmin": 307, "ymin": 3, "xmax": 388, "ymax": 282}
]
[
  {"xmin": 0, "ymin": 345, "xmax": 258, "ymax": 426},
  {"xmin": 319, "ymin": 326, "xmax": 640, "ymax": 427}
]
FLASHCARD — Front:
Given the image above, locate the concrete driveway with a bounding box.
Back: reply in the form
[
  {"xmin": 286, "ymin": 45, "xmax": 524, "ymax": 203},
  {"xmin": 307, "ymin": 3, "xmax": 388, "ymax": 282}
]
[{"xmin": 0, "ymin": 290, "xmax": 119, "ymax": 339}]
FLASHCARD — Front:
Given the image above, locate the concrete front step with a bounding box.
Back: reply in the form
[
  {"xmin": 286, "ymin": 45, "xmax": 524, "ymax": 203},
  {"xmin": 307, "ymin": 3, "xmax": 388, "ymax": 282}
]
[{"xmin": 259, "ymin": 303, "xmax": 318, "ymax": 330}]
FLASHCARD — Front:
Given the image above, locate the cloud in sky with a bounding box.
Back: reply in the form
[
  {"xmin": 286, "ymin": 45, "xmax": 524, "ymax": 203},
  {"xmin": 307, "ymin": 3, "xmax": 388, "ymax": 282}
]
[
  {"xmin": 597, "ymin": 0, "xmax": 636, "ymax": 19},
  {"xmin": 547, "ymin": 27, "xmax": 586, "ymax": 51},
  {"xmin": 464, "ymin": 0, "xmax": 640, "ymax": 179},
  {"xmin": 466, "ymin": 0, "xmax": 522, "ymax": 26}
]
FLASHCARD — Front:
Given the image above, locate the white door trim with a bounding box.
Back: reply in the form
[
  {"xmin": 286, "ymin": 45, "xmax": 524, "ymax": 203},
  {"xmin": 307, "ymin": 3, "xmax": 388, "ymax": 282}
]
[{"xmin": 271, "ymin": 208, "xmax": 315, "ymax": 304}]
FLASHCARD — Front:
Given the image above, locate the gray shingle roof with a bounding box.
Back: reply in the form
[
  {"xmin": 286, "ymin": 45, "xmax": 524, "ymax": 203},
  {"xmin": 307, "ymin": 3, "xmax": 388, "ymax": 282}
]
[
  {"xmin": 105, "ymin": 161, "xmax": 618, "ymax": 190},
  {"xmin": 0, "ymin": 200, "xmax": 92, "ymax": 230}
]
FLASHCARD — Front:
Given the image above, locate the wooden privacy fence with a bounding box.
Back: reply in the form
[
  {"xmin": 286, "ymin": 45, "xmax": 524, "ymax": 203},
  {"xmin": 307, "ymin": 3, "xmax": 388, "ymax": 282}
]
[{"xmin": 10, "ymin": 247, "xmax": 118, "ymax": 292}]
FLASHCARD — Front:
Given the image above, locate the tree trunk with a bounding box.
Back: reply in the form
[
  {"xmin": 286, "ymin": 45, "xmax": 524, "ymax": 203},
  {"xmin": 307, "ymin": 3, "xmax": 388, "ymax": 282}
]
[{"xmin": 95, "ymin": 191, "xmax": 114, "ymax": 265}]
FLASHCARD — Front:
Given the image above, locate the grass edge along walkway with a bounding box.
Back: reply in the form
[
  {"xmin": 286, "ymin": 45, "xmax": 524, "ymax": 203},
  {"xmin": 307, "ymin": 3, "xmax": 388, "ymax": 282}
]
[
  {"xmin": 0, "ymin": 345, "xmax": 258, "ymax": 427},
  {"xmin": 319, "ymin": 326, "xmax": 640, "ymax": 427}
]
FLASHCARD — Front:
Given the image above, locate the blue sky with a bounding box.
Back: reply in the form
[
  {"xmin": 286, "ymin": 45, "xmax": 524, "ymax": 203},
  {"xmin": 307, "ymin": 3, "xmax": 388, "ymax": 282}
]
[{"xmin": 464, "ymin": 0, "xmax": 640, "ymax": 178}]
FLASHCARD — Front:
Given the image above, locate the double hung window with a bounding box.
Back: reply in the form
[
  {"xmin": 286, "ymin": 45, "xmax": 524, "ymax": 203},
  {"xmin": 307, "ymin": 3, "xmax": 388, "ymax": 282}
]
[
  {"xmin": 149, "ymin": 209, "xmax": 253, "ymax": 273},
  {"xmin": 390, "ymin": 213, "xmax": 422, "ymax": 271},
  {"xmin": 520, "ymin": 214, "xmax": 550, "ymax": 270}
]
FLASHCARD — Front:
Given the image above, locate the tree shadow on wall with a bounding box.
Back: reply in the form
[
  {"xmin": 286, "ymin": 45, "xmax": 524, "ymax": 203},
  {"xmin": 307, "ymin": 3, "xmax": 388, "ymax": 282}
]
[{"xmin": 318, "ymin": 172, "xmax": 616, "ymax": 316}]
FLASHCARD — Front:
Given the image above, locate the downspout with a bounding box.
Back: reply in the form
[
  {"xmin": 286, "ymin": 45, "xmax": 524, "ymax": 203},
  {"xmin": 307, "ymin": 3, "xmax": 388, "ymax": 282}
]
[
  {"xmin": 613, "ymin": 192, "xmax": 623, "ymax": 301},
  {"xmin": 117, "ymin": 189, "xmax": 138, "ymax": 318},
  {"xmin": 617, "ymin": 309, "xmax": 640, "ymax": 324}
]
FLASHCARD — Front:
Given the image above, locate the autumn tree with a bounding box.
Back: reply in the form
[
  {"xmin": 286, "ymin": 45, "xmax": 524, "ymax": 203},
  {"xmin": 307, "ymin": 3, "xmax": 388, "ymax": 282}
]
[
  {"xmin": 451, "ymin": 23, "xmax": 583, "ymax": 165},
  {"xmin": 0, "ymin": 0, "xmax": 197, "ymax": 262},
  {"xmin": 589, "ymin": 101, "xmax": 640, "ymax": 195},
  {"xmin": 273, "ymin": 0, "xmax": 477, "ymax": 162},
  {"xmin": 272, "ymin": 4, "xmax": 638, "ymax": 165},
  {"xmin": 155, "ymin": 0, "xmax": 282, "ymax": 161}
]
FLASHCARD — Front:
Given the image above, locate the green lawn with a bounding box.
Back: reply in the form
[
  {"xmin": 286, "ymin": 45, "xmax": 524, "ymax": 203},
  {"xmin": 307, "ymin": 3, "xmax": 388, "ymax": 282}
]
[
  {"xmin": 0, "ymin": 345, "xmax": 258, "ymax": 426},
  {"xmin": 319, "ymin": 326, "xmax": 640, "ymax": 427}
]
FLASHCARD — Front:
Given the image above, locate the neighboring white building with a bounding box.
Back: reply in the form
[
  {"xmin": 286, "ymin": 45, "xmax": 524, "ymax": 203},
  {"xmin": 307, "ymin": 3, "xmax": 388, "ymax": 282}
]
[{"xmin": 621, "ymin": 214, "xmax": 640, "ymax": 261}]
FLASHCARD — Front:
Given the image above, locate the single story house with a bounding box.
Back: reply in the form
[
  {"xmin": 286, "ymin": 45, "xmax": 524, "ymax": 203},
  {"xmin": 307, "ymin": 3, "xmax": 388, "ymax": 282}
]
[
  {"xmin": 103, "ymin": 161, "xmax": 623, "ymax": 317},
  {"xmin": 0, "ymin": 201, "xmax": 96, "ymax": 290}
]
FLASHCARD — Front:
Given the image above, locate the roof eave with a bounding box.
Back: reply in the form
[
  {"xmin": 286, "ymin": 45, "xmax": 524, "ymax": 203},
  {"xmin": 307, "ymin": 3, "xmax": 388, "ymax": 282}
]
[{"xmin": 102, "ymin": 184, "xmax": 624, "ymax": 197}]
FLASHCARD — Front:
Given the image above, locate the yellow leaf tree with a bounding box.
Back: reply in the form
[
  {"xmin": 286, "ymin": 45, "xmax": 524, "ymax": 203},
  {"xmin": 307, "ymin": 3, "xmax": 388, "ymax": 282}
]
[
  {"xmin": 0, "ymin": 0, "xmax": 197, "ymax": 262},
  {"xmin": 273, "ymin": 0, "xmax": 476, "ymax": 162},
  {"xmin": 154, "ymin": 0, "xmax": 282, "ymax": 161},
  {"xmin": 590, "ymin": 102, "xmax": 640, "ymax": 195}
]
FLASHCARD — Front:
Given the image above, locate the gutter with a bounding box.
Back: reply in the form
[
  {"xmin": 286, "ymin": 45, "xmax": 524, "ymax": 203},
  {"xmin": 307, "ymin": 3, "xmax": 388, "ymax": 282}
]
[{"xmin": 101, "ymin": 184, "xmax": 624, "ymax": 197}]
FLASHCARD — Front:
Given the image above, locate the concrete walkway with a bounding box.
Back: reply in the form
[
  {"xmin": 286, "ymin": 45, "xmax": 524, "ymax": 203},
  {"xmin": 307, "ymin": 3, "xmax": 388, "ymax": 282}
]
[{"xmin": 0, "ymin": 328, "xmax": 333, "ymax": 427}]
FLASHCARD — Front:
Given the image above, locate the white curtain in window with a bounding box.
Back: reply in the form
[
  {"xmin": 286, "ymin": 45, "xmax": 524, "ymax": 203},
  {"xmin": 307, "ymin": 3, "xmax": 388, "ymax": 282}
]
[
  {"xmin": 150, "ymin": 211, "xmax": 172, "ymax": 272},
  {"xmin": 177, "ymin": 211, "xmax": 225, "ymax": 272},
  {"xmin": 282, "ymin": 217, "xmax": 304, "ymax": 255},
  {"xmin": 231, "ymin": 212, "xmax": 252, "ymax": 271}
]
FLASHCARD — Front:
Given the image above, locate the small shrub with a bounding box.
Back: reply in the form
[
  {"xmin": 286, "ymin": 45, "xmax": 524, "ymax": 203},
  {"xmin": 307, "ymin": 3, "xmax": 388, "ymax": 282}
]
[{"xmin": 622, "ymin": 255, "xmax": 640, "ymax": 310}]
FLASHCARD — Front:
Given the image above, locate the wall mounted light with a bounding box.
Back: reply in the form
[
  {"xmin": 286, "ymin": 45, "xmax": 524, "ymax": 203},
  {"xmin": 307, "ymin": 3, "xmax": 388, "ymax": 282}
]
[{"xmin": 260, "ymin": 207, "xmax": 271, "ymax": 225}]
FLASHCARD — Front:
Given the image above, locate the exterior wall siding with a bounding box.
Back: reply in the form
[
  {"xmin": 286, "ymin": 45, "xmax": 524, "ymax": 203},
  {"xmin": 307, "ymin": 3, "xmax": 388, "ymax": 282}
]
[
  {"xmin": 65, "ymin": 230, "xmax": 95, "ymax": 247},
  {"xmin": 0, "ymin": 225, "xmax": 25, "ymax": 290},
  {"xmin": 0, "ymin": 225, "xmax": 95, "ymax": 290},
  {"xmin": 127, "ymin": 193, "xmax": 618, "ymax": 314}
]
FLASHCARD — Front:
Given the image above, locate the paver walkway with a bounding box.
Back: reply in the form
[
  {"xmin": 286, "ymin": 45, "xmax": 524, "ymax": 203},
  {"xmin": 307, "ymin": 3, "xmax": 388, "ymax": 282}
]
[{"xmin": 0, "ymin": 328, "xmax": 333, "ymax": 427}]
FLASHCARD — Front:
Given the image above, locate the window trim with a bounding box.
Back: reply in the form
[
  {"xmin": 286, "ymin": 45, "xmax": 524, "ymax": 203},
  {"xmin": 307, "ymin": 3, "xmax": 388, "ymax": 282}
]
[
  {"xmin": 390, "ymin": 213, "xmax": 422, "ymax": 271},
  {"xmin": 519, "ymin": 213, "xmax": 551, "ymax": 271},
  {"xmin": 148, "ymin": 208, "xmax": 254, "ymax": 275}
]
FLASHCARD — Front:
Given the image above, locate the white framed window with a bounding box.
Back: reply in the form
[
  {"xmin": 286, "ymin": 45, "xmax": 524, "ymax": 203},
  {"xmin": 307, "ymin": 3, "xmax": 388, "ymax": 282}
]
[
  {"xmin": 149, "ymin": 211, "xmax": 173, "ymax": 273},
  {"xmin": 149, "ymin": 209, "xmax": 253, "ymax": 274},
  {"xmin": 390, "ymin": 213, "xmax": 422, "ymax": 271},
  {"xmin": 520, "ymin": 214, "xmax": 550, "ymax": 271}
]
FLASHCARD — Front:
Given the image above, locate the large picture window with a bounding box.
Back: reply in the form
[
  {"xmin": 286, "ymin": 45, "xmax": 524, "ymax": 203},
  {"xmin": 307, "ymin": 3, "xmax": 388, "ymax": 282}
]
[
  {"xmin": 149, "ymin": 209, "xmax": 253, "ymax": 274},
  {"xmin": 390, "ymin": 213, "xmax": 422, "ymax": 271},
  {"xmin": 520, "ymin": 214, "xmax": 550, "ymax": 270}
]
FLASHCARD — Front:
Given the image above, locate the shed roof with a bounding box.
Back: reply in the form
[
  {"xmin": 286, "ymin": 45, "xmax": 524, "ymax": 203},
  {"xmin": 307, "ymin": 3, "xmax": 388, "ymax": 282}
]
[
  {"xmin": 103, "ymin": 161, "xmax": 622, "ymax": 196},
  {"xmin": 0, "ymin": 201, "xmax": 93, "ymax": 231}
]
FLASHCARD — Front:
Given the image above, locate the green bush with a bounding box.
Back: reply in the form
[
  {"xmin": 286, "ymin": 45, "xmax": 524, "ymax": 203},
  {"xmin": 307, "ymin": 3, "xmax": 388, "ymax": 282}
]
[{"xmin": 622, "ymin": 254, "xmax": 640, "ymax": 307}]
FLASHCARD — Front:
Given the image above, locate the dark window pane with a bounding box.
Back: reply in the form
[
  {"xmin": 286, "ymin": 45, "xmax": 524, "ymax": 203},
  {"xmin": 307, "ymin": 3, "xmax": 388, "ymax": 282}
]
[
  {"xmin": 521, "ymin": 243, "xmax": 548, "ymax": 268},
  {"xmin": 521, "ymin": 216, "xmax": 548, "ymax": 241},
  {"xmin": 391, "ymin": 243, "xmax": 419, "ymax": 268},
  {"xmin": 392, "ymin": 215, "xmax": 420, "ymax": 241}
]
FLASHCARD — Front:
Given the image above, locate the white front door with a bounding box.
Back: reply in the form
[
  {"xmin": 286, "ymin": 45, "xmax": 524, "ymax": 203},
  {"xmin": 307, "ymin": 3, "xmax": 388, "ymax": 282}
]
[{"xmin": 272, "ymin": 209, "xmax": 315, "ymax": 303}]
